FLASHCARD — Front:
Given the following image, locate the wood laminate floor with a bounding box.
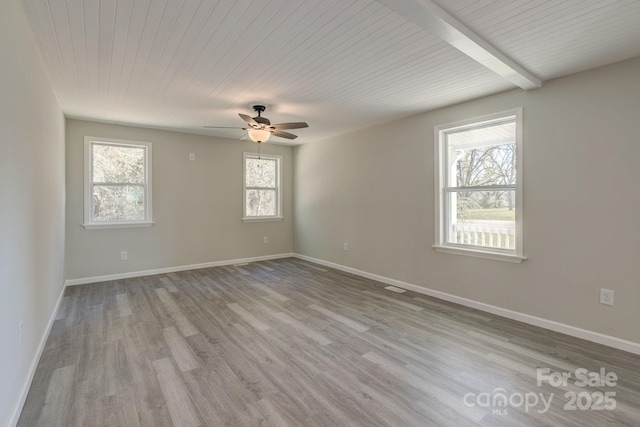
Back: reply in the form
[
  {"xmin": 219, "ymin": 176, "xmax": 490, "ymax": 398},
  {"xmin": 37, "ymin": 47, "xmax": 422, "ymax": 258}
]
[{"xmin": 18, "ymin": 258, "xmax": 640, "ymax": 426}]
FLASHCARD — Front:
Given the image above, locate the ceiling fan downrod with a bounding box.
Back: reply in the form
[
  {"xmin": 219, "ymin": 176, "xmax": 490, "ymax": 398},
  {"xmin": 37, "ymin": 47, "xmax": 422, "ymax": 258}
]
[{"xmin": 253, "ymin": 105, "xmax": 266, "ymax": 116}]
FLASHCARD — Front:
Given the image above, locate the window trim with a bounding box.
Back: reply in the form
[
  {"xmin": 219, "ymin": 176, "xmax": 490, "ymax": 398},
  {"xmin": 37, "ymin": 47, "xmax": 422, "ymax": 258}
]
[
  {"xmin": 83, "ymin": 136, "xmax": 153, "ymax": 229},
  {"xmin": 433, "ymin": 109, "xmax": 525, "ymax": 262},
  {"xmin": 242, "ymin": 152, "xmax": 283, "ymax": 222}
]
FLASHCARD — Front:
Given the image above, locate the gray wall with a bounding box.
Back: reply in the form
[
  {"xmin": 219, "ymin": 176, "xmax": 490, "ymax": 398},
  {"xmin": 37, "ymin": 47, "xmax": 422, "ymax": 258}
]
[
  {"xmin": 65, "ymin": 120, "xmax": 294, "ymax": 280},
  {"xmin": 0, "ymin": 0, "xmax": 66, "ymax": 424},
  {"xmin": 294, "ymin": 57, "xmax": 640, "ymax": 344}
]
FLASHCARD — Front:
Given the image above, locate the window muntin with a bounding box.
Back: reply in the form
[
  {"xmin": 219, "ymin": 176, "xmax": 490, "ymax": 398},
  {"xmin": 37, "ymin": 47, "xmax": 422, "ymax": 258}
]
[
  {"xmin": 84, "ymin": 137, "xmax": 152, "ymax": 228},
  {"xmin": 243, "ymin": 153, "xmax": 282, "ymax": 220},
  {"xmin": 435, "ymin": 110, "xmax": 523, "ymax": 261}
]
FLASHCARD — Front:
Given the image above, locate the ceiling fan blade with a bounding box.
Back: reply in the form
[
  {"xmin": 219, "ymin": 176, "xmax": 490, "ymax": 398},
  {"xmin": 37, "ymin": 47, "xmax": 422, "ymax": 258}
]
[
  {"xmin": 271, "ymin": 130, "xmax": 298, "ymax": 140},
  {"xmin": 239, "ymin": 113, "xmax": 258, "ymax": 127},
  {"xmin": 271, "ymin": 122, "xmax": 309, "ymax": 130},
  {"xmin": 203, "ymin": 126, "xmax": 247, "ymax": 129}
]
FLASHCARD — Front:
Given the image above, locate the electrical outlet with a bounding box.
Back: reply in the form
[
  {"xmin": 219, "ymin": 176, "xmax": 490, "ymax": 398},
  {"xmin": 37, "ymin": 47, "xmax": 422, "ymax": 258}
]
[
  {"xmin": 189, "ymin": 153, "xmax": 195, "ymax": 161},
  {"xmin": 263, "ymin": 236, "xmax": 268, "ymax": 244},
  {"xmin": 600, "ymin": 288, "xmax": 614, "ymax": 306},
  {"xmin": 120, "ymin": 251, "xmax": 127, "ymax": 260},
  {"xmin": 18, "ymin": 320, "xmax": 23, "ymax": 345},
  {"xmin": 343, "ymin": 242, "xmax": 348, "ymax": 251}
]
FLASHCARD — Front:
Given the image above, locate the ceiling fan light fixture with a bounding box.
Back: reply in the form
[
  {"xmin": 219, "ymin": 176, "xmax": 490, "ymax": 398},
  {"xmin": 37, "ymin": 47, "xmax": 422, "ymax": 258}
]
[
  {"xmin": 205, "ymin": 105, "xmax": 308, "ymax": 141},
  {"xmin": 248, "ymin": 128, "xmax": 271, "ymax": 143}
]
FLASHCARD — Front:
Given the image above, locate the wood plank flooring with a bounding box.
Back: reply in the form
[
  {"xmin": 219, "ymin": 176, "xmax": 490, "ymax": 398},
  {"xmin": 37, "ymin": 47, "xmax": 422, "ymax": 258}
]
[{"xmin": 18, "ymin": 258, "xmax": 640, "ymax": 426}]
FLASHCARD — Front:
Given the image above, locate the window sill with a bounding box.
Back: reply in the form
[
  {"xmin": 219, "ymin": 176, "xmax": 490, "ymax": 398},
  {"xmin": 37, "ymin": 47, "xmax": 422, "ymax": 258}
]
[
  {"xmin": 433, "ymin": 245, "xmax": 526, "ymax": 263},
  {"xmin": 83, "ymin": 222, "xmax": 154, "ymax": 230},
  {"xmin": 242, "ymin": 216, "xmax": 284, "ymax": 223}
]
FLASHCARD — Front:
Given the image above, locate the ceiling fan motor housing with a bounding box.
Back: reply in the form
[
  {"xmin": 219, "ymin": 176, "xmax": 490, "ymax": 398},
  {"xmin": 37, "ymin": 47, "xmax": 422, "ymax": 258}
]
[{"xmin": 254, "ymin": 116, "xmax": 271, "ymax": 126}]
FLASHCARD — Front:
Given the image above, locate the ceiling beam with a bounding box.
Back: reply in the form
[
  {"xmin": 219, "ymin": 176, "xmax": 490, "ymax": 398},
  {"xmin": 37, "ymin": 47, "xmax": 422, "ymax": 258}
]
[{"xmin": 377, "ymin": 0, "xmax": 542, "ymax": 90}]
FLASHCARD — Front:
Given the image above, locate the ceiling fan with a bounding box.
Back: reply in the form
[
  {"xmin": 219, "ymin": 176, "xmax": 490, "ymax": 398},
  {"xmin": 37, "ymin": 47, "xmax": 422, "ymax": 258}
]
[{"xmin": 204, "ymin": 105, "xmax": 308, "ymax": 143}]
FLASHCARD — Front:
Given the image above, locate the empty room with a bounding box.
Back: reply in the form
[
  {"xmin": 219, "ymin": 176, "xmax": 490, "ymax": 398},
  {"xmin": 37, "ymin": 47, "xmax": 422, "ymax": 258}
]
[{"xmin": 3, "ymin": 0, "xmax": 640, "ymax": 426}]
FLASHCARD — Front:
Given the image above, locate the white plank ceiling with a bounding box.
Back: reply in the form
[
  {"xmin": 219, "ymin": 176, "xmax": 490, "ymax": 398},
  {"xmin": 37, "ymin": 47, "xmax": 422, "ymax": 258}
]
[{"xmin": 20, "ymin": 0, "xmax": 640, "ymax": 144}]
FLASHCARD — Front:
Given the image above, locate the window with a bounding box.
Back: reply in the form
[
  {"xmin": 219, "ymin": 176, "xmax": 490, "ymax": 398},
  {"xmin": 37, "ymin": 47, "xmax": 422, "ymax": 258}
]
[
  {"xmin": 84, "ymin": 137, "xmax": 152, "ymax": 229},
  {"xmin": 243, "ymin": 153, "xmax": 282, "ymax": 221},
  {"xmin": 434, "ymin": 109, "xmax": 524, "ymax": 262}
]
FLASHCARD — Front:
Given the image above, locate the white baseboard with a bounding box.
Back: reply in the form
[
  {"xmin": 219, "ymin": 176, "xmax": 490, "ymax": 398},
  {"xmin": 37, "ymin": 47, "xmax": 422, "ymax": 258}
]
[
  {"xmin": 7, "ymin": 283, "xmax": 66, "ymax": 427},
  {"xmin": 64, "ymin": 253, "xmax": 295, "ymax": 286},
  {"xmin": 293, "ymin": 254, "xmax": 640, "ymax": 356}
]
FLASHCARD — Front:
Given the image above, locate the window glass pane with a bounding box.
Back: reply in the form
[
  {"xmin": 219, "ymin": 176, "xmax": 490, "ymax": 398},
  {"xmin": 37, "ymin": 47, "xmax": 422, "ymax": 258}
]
[
  {"xmin": 93, "ymin": 185, "xmax": 145, "ymax": 221},
  {"xmin": 246, "ymin": 189, "xmax": 276, "ymax": 217},
  {"xmin": 446, "ymin": 121, "xmax": 515, "ymax": 187},
  {"xmin": 246, "ymin": 158, "xmax": 276, "ymax": 188},
  {"xmin": 447, "ymin": 190, "xmax": 515, "ymax": 250},
  {"xmin": 93, "ymin": 144, "xmax": 145, "ymax": 184}
]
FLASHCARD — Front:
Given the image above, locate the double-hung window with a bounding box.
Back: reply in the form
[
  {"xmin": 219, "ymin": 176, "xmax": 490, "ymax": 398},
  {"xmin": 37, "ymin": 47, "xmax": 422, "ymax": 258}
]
[
  {"xmin": 434, "ymin": 109, "xmax": 524, "ymax": 262},
  {"xmin": 243, "ymin": 153, "xmax": 282, "ymax": 221},
  {"xmin": 84, "ymin": 137, "xmax": 153, "ymax": 229}
]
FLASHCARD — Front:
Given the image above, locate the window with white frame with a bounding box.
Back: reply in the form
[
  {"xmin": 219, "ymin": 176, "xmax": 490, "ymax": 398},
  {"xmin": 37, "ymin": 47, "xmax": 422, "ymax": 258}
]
[
  {"xmin": 434, "ymin": 109, "xmax": 524, "ymax": 262},
  {"xmin": 84, "ymin": 137, "xmax": 152, "ymax": 229},
  {"xmin": 243, "ymin": 153, "xmax": 282, "ymax": 220}
]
